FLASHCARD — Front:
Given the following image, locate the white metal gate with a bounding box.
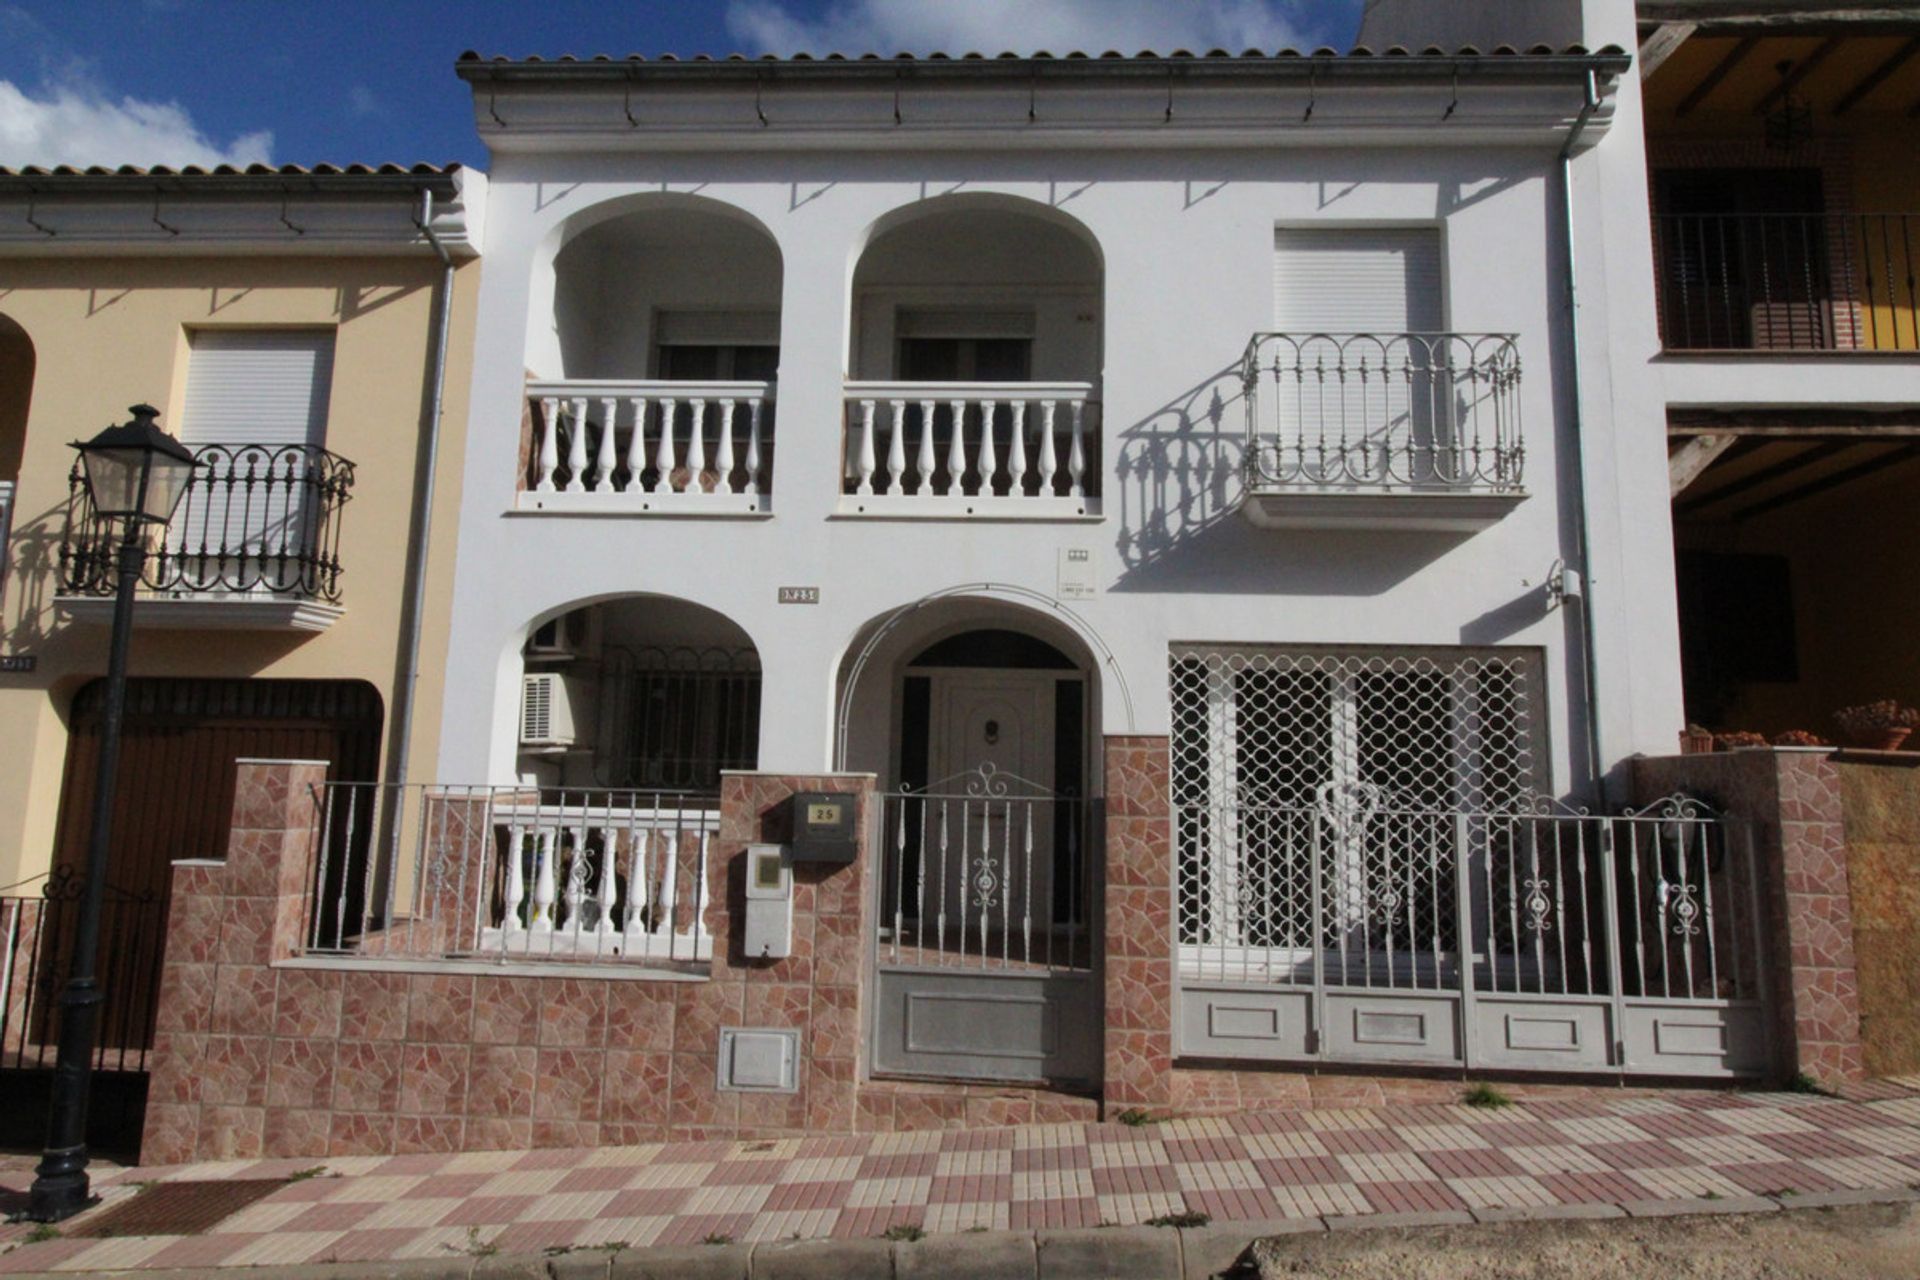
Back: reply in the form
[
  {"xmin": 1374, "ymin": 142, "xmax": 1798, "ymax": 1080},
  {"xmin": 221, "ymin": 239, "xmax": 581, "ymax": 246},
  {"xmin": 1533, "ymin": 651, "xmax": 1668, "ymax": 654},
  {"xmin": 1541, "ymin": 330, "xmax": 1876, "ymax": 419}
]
[
  {"xmin": 1171, "ymin": 646, "xmax": 1770, "ymax": 1077},
  {"xmin": 870, "ymin": 765, "xmax": 1101, "ymax": 1085}
]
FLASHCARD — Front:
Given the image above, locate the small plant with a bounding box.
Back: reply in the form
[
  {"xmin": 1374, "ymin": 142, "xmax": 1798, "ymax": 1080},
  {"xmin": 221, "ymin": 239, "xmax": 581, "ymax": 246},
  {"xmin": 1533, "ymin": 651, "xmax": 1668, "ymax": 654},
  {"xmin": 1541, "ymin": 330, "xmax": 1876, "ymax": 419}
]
[
  {"xmin": 881, "ymin": 1223, "xmax": 926, "ymax": 1242},
  {"xmin": 23, "ymin": 1225, "xmax": 60, "ymax": 1245},
  {"xmin": 462, "ymin": 1226, "xmax": 498, "ymax": 1258},
  {"xmin": 1716, "ymin": 730, "xmax": 1769, "ymax": 750},
  {"xmin": 1773, "ymin": 729, "xmax": 1830, "ymax": 747},
  {"xmin": 1116, "ymin": 1107, "xmax": 1154, "ymax": 1127},
  {"xmin": 1836, "ymin": 700, "xmax": 1920, "ymax": 748},
  {"xmin": 1145, "ymin": 1211, "xmax": 1211, "ymax": 1228},
  {"xmin": 287, "ymin": 1165, "xmax": 328, "ymax": 1182},
  {"xmin": 703, "ymin": 1232, "xmax": 734, "ymax": 1246},
  {"xmin": 965, "ymin": 1226, "xmax": 990, "ymax": 1234},
  {"xmin": 1785, "ymin": 1071, "xmax": 1835, "ymax": 1097},
  {"xmin": 1462, "ymin": 1082, "xmax": 1513, "ymax": 1109},
  {"xmin": 603, "ymin": 1242, "xmax": 629, "ymax": 1253},
  {"xmin": 1773, "ymin": 1187, "xmax": 1800, "ymax": 1198},
  {"xmin": 1702, "ymin": 1191, "xmax": 1721, "ymax": 1201}
]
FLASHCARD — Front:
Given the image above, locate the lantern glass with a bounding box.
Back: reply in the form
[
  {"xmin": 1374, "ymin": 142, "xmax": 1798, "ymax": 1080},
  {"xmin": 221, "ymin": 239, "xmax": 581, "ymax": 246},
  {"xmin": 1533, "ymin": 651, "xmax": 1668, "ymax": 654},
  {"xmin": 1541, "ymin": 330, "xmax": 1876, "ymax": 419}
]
[{"xmin": 73, "ymin": 406, "xmax": 199, "ymax": 526}]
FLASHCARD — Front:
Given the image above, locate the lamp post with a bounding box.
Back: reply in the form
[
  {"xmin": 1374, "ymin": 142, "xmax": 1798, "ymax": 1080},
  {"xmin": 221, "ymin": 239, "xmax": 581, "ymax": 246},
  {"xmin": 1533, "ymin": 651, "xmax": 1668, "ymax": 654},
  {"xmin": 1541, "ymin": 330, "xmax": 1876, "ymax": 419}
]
[{"xmin": 29, "ymin": 405, "xmax": 199, "ymax": 1222}]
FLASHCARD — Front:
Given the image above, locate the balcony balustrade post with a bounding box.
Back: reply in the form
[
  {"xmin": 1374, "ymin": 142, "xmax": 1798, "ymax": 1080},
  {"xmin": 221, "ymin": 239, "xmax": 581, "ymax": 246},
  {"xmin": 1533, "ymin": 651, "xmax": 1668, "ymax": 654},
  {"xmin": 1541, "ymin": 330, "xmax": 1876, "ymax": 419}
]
[
  {"xmin": 535, "ymin": 398, "xmax": 559, "ymax": 492},
  {"xmin": 977, "ymin": 398, "xmax": 998, "ymax": 495},
  {"xmin": 564, "ymin": 397, "xmax": 589, "ymax": 493},
  {"xmin": 1038, "ymin": 400, "xmax": 1058, "ymax": 495},
  {"xmin": 653, "ymin": 397, "xmax": 677, "ymax": 494},
  {"xmin": 945, "ymin": 399, "xmax": 968, "ymax": 495},
  {"xmin": 624, "ymin": 397, "xmax": 649, "ymax": 492},
  {"xmin": 855, "ymin": 399, "xmax": 877, "ymax": 495},
  {"xmin": 686, "ymin": 399, "xmax": 707, "ymax": 492},
  {"xmin": 716, "ymin": 398, "xmax": 738, "ymax": 494},
  {"xmin": 1068, "ymin": 399, "xmax": 1087, "ymax": 498},
  {"xmin": 594, "ymin": 397, "xmax": 619, "ymax": 492},
  {"xmin": 885, "ymin": 399, "xmax": 906, "ymax": 495},
  {"xmin": 916, "ymin": 400, "xmax": 936, "ymax": 495},
  {"xmin": 744, "ymin": 398, "xmax": 764, "ymax": 496},
  {"xmin": 1006, "ymin": 400, "xmax": 1028, "ymax": 496}
]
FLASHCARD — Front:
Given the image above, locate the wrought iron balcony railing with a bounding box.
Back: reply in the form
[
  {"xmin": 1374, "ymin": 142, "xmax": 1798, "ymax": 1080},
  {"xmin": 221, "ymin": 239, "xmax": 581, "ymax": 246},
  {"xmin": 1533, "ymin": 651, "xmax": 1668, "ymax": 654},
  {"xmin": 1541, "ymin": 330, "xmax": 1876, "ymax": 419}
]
[
  {"xmin": 1654, "ymin": 212, "xmax": 1920, "ymax": 352},
  {"xmin": 1242, "ymin": 333, "xmax": 1524, "ymax": 494},
  {"xmin": 59, "ymin": 442, "xmax": 354, "ymax": 602}
]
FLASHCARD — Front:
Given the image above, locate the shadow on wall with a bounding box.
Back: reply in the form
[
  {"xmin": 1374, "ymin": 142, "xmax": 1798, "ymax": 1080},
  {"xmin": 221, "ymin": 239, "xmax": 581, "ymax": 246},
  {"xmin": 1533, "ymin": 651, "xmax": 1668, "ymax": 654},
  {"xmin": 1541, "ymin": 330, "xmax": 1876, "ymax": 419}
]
[{"xmin": 1109, "ymin": 362, "xmax": 1467, "ymax": 595}]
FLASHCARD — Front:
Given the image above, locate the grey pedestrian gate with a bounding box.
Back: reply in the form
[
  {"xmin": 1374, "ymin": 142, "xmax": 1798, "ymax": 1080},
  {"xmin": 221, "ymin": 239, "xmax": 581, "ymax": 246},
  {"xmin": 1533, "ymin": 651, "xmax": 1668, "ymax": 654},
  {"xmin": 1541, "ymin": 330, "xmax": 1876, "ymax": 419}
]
[
  {"xmin": 870, "ymin": 765, "xmax": 1101, "ymax": 1085},
  {"xmin": 1173, "ymin": 788, "xmax": 1772, "ymax": 1077}
]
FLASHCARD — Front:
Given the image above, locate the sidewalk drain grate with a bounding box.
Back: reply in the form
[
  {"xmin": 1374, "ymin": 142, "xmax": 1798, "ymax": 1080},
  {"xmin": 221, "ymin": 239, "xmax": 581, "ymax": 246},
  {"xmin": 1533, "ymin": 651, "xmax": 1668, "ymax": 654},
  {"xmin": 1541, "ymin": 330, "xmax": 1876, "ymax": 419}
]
[{"xmin": 76, "ymin": 1178, "xmax": 289, "ymax": 1237}]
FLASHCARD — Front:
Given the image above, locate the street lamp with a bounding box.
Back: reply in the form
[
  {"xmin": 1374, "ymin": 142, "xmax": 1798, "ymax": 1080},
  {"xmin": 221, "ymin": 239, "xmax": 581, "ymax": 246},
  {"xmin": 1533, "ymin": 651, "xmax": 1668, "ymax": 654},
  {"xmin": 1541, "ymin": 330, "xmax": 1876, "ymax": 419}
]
[{"xmin": 29, "ymin": 405, "xmax": 199, "ymax": 1222}]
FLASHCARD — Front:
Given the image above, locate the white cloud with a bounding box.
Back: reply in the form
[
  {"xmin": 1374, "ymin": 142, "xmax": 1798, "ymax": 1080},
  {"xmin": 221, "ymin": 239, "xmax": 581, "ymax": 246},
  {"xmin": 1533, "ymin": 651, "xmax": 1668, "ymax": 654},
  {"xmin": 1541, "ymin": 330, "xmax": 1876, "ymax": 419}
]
[
  {"xmin": 723, "ymin": 0, "xmax": 1351, "ymax": 58},
  {"xmin": 0, "ymin": 68, "xmax": 271, "ymax": 170},
  {"xmin": 347, "ymin": 84, "xmax": 382, "ymax": 118}
]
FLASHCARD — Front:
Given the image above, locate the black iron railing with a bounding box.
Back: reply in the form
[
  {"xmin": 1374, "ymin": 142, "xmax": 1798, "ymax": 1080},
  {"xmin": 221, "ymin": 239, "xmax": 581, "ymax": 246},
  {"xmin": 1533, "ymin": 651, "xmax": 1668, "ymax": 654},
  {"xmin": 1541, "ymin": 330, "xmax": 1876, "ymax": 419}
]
[
  {"xmin": 59, "ymin": 442, "xmax": 354, "ymax": 602},
  {"xmin": 1654, "ymin": 212, "xmax": 1920, "ymax": 352},
  {"xmin": 2, "ymin": 869, "xmax": 167, "ymax": 1074}
]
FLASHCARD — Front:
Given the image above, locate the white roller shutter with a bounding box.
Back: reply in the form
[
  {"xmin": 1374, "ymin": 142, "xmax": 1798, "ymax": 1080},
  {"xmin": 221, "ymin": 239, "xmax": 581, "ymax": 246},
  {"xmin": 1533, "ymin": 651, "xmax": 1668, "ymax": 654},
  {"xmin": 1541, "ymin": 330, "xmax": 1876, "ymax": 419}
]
[
  {"xmin": 1273, "ymin": 228, "xmax": 1443, "ymax": 332},
  {"xmin": 180, "ymin": 329, "xmax": 335, "ymax": 446}
]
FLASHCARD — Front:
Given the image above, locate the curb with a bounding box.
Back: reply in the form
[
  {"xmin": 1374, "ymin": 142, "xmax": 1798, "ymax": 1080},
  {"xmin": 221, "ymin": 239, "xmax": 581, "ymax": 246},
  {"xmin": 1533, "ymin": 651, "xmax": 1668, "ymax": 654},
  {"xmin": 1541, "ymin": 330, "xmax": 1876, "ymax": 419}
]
[{"xmin": 7, "ymin": 1187, "xmax": 1917, "ymax": 1280}]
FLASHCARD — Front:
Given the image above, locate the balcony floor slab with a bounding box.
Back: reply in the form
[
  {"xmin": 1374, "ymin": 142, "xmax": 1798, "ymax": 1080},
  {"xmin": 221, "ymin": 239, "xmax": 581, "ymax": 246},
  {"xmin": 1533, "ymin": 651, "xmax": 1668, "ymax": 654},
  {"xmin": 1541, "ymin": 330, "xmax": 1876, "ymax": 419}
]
[
  {"xmin": 55, "ymin": 593, "xmax": 345, "ymax": 632},
  {"xmin": 1240, "ymin": 488, "xmax": 1526, "ymax": 532}
]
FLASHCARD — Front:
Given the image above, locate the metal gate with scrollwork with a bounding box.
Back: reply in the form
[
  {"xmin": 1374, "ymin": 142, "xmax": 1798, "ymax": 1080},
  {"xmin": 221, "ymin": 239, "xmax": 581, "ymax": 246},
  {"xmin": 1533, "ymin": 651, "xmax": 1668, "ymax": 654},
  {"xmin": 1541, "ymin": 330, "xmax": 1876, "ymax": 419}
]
[
  {"xmin": 869, "ymin": 765, "xmax": 1102, "ymax": 1085},
  {"xmin": 1170, "ymin": 645, "xmax": 1770, "ymax": 1077}
]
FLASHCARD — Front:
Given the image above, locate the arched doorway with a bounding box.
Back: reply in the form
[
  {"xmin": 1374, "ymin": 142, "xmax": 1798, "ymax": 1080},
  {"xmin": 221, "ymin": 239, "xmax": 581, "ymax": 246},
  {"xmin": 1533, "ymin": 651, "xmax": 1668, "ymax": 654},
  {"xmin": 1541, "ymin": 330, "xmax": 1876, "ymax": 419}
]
[{"xmin": 840, "ymin": 599, "xmax": 1104, "ymax": 1087}]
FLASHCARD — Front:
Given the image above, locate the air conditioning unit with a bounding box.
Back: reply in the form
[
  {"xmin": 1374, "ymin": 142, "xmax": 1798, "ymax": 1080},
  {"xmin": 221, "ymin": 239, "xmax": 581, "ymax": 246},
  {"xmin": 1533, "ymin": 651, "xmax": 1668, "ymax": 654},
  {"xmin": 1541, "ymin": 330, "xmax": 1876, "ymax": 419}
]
[
  {"xmin": 527, "ymin": 608, "xmax": 596, "ymax": 660},
  {"xmin": 521, "ymin": 672, "xmax": 587, "ymax": 748}
]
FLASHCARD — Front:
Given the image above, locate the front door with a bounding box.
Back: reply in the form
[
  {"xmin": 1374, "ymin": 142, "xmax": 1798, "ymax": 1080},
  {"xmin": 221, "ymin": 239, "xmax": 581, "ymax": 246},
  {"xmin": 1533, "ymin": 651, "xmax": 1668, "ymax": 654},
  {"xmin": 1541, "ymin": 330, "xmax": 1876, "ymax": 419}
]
[{"xmin": 870, "ymin": 668, "xmax": 1101, "ymax": 1085}]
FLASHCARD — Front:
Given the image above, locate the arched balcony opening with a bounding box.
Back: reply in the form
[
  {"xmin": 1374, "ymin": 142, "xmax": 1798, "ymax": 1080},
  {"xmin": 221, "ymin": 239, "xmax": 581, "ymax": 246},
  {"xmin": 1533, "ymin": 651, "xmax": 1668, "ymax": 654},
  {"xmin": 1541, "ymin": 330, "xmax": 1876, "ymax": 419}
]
[
  {"xmin": 522, "ymin": 199, "xmax": 783, "ymax": 514},
  {"xmin": 842, "ymin": 198, "xmax": 1105, "ymax": 517}
]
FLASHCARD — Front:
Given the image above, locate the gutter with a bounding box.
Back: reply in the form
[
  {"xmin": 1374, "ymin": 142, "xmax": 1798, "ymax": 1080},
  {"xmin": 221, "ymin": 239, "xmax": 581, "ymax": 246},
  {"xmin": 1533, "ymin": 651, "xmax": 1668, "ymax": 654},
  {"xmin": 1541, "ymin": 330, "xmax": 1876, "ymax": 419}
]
[
  {"xmin": 1557, "ymin": 68, "xmax": 1609, "ymax": 803},
  {"xmin": 456, "ymin": 51, "xmax": 1633, "ymax": 87},
  {"xmin": 385, "ymin": 188, "xmax": 456, "ymax": 790}
]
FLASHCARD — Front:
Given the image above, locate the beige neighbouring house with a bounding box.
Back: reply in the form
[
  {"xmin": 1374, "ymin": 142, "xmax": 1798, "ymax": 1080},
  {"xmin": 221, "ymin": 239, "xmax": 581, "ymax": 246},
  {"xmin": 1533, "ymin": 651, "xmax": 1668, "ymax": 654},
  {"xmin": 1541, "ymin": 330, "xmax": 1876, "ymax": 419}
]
[{"xmin": 0, "ymin": 164, "xmax": 483, "ymax": 1135}]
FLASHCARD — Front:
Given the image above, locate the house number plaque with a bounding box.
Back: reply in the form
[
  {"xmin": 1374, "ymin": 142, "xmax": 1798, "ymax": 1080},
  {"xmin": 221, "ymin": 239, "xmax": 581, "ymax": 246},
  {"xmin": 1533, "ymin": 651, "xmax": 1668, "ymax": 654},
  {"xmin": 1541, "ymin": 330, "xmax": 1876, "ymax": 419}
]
[
  {"xmin": 778, "ymin": 586, "xmax": 819, "ymax": 604},
  {"xmin": 0, "ymin": 654, "xmax": 35, "ymax": 673}
]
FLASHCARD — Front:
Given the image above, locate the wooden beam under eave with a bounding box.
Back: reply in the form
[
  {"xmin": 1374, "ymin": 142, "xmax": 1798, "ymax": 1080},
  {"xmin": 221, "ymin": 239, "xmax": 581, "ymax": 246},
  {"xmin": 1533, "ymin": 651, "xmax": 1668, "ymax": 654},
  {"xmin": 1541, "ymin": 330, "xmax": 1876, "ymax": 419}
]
[
  {"xmin": 1753, "ymin": 36, "xmax": 1844, "ymax": 113},
  {"xmin": 1834, "ymin": 35, "xmax": 1920, "ymax": 115},
  {"xmin": 1678, "ymin": 35, "xmax": 1760, "ymax": 116},
  {"xmin": 1641, "ymin": 22, "xmax": 1699, "ymax": 81},
  {"xmin": 1731, "ymin": 443, "xmax": 1920, "ymax": 520},
  {"xmin": 1680, "ymin": 440, "xmax": 1855, "ymax": 512},
  {"xmin": 1670, "ymin": 434, "xmax": 1737, "ymax": 496}
]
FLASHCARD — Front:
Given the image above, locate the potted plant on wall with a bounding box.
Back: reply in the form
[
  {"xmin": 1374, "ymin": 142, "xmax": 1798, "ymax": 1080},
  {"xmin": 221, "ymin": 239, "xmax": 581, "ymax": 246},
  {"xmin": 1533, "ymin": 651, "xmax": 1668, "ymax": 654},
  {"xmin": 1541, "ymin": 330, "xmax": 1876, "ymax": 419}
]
[{"xmin": 1833, "ymin": 699, "xmax": 1920, "ymax": 751}]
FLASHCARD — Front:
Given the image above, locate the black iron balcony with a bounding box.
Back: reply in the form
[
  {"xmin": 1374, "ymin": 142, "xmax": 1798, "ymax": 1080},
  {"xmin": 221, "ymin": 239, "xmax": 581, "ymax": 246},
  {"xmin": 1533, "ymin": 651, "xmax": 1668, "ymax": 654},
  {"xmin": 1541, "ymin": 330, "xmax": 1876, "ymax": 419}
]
[
  {"xmin": 1654, "ymin": 212, "xmax": 1920, "ymax": 352},
  {"xmin": 59, "ymin": 442, "xmax": 354, "ymax": 603}
]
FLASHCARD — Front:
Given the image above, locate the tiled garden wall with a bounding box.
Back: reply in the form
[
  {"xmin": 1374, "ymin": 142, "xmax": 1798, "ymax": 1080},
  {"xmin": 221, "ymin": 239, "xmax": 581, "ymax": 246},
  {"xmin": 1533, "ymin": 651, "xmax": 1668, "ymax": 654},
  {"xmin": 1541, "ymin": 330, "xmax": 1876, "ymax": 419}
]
[{"xmin": 1833, "ymin": 758, "xmax": 1920, "ymax": 1077}]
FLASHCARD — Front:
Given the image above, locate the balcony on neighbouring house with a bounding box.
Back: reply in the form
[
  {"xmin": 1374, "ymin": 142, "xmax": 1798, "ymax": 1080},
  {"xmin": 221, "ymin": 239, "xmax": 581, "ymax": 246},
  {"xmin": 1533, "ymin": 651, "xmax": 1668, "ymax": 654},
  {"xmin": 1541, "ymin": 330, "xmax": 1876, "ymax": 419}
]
[
  {"xmin": 1654, "ymin": 212, "xmax": 1920, "ymax": 353},
  {"xmin": 838, "ymin": 382, "xmax": 1098, "ymax": 518},
  {"xmin": 1240, "ymin": 332, "xmax": 1525, "ymax": 532},
  {"xmin": 56, "ymin": 442, "xmax": 354, "ymax": 631},
  {"xmin": 519, "ymin": 381, "xmax": 775, "ymax": 515}
]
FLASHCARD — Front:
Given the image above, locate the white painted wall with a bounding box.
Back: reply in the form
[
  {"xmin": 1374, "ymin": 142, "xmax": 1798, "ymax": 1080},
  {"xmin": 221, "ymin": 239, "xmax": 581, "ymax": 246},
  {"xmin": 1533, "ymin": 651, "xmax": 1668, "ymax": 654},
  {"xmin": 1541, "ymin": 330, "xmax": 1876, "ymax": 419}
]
[{"xmin": 438, "ymin": 58, "xmax": 1684, "ymax": 802}]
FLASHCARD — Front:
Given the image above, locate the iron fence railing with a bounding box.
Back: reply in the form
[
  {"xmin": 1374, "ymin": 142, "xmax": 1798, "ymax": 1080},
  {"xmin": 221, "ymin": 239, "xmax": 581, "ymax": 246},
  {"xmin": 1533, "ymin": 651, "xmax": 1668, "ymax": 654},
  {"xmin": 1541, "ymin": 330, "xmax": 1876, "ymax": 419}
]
[
  {"xmin": 1175, "ymin": 790, "xmax": 1762, "ymax": 1005},
  {"xmin": 1654, "ymin": 212, "xmax": 1920, "ymax": 352},
  {"xmin": 1242, "ymin": 333, "xmax": 1524, "ymax": 492},
  {"xmin": 1, "ymin": 869, "xmax": 167, "ymax": 1074},
  {"xmin": 304, "ymin": 783, "xmax": 719, "ymax": 967},
  {"xmin": 59, "ymin": 442, "xmax": 354, "ymax": 601}
]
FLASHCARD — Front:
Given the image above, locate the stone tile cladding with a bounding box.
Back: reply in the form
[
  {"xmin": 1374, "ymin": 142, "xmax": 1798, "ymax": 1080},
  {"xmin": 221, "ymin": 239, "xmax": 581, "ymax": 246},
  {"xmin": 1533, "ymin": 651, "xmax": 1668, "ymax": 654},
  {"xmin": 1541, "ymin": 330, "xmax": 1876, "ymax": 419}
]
[
  {"xmin": 1834, "ymin": 760, "xmax": 1920, "ymax": 1076},
  {"xmin": 1632, "ymin": 751, "xmax": 1865, "ymax": 1087},
  {"xmin": 141, "ymin": 763, "xmax": 1102, "ymax": 1162},
  {"xmin": 1103, "ymin": 736, "xmax": 1174, "ymax": 1109}
]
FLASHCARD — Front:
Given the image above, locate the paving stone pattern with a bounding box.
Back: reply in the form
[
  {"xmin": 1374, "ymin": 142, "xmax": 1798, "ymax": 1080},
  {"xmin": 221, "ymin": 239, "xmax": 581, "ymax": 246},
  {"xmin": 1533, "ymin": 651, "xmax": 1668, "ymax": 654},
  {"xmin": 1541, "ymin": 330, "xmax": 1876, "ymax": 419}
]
[{"xmin": 4, "ymin": 1081, "xmax": 1920, "ymax": 1273}]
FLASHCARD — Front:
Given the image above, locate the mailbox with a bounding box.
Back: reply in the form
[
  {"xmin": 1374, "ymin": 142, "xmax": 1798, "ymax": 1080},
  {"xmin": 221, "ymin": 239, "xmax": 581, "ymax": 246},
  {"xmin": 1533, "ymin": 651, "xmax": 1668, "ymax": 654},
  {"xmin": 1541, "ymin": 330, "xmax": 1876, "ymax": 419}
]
[{"xmin": 789, "ymin": 791, "xmax": 858, "ymax": 864}]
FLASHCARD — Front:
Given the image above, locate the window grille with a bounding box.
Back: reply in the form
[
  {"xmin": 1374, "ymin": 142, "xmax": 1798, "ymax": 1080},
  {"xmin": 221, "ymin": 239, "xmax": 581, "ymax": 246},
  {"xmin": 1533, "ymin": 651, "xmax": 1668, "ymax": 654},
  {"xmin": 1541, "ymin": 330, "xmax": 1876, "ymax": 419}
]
[
  {"xmin": 593, "ymin": 645, "xmax": 760, "ymax": 793},
  {"xmin": 1170, "ymin": 645, "xmax": 1542, "ymax": 962}
]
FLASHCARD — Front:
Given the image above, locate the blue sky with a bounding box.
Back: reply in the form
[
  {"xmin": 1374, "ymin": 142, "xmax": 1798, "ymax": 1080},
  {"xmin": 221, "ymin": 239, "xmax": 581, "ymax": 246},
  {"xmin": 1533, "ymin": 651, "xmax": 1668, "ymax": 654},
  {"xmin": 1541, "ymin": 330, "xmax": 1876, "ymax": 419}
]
[{"xmin": 0, "ymin": 1, "xmax": 1363, "ymax": 170}]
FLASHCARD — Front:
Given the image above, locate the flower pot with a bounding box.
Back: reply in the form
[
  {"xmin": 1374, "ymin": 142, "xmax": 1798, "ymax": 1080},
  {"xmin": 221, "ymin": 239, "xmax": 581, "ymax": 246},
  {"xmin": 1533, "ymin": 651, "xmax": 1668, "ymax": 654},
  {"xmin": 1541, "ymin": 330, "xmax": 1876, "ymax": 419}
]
[{"xmin": 1864, "ymin": 727, "xmax": 1912, "ymax": 752}]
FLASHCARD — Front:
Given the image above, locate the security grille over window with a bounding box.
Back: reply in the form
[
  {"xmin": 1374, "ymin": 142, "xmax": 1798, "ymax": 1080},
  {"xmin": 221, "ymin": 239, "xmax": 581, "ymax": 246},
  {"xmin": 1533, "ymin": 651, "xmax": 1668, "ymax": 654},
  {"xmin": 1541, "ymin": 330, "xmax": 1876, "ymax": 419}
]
[
  {"xmin": 1170, "ymin": 645, "xmax": 1540, "ymax": 975},
  {"xmin": 593, "ymin": 645, "xmax": 760, "ymax": 793}
]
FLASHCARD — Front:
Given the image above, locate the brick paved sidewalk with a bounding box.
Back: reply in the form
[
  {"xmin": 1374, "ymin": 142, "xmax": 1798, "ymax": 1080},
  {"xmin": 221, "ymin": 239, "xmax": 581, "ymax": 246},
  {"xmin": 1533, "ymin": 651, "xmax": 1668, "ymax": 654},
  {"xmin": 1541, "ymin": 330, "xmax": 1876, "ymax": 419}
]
[{"xmin": 4, "ymin": 1079, "xmax": 1919, "ymax": 1274}]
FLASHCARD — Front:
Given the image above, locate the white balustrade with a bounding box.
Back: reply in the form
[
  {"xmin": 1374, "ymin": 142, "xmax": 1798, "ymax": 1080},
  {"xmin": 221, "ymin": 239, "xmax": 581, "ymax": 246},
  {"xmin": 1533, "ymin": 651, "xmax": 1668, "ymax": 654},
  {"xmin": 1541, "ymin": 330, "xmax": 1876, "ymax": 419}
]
[
  {"xmin": 839, "ymin": 382, "xmax": 1099, "ymax": 517},
  {"xmin": 521, "ymin": 380, "xmax": 774, "ymax": 515},
  {"xmin": 486, "ymin": 798, "xmax": 717, "ymax": 961}
]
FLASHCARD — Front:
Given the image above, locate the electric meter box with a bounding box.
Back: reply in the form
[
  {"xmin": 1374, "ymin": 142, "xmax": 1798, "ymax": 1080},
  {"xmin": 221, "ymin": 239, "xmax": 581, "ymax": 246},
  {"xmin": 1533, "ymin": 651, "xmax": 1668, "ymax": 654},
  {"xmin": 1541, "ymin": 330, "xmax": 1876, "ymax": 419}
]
[
  {"xmin": 742, "ymin": 844, "xmax": 792, "ymax": 960},
  {"xmin": 789, "ymin": 792, "xmax": 858, "ymax": 864}
]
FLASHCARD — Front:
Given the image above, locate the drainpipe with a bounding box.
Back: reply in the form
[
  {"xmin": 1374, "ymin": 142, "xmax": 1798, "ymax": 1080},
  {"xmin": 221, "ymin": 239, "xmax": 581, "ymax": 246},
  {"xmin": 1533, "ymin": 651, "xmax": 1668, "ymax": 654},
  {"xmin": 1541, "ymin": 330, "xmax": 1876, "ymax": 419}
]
[
  {"xmin": 1558, "ymin": 69, "xmax": 1608, "ymax": 804},
  {"xmin": 386, "ymin": 187, "xmax": 456, "ymax": 790}
]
